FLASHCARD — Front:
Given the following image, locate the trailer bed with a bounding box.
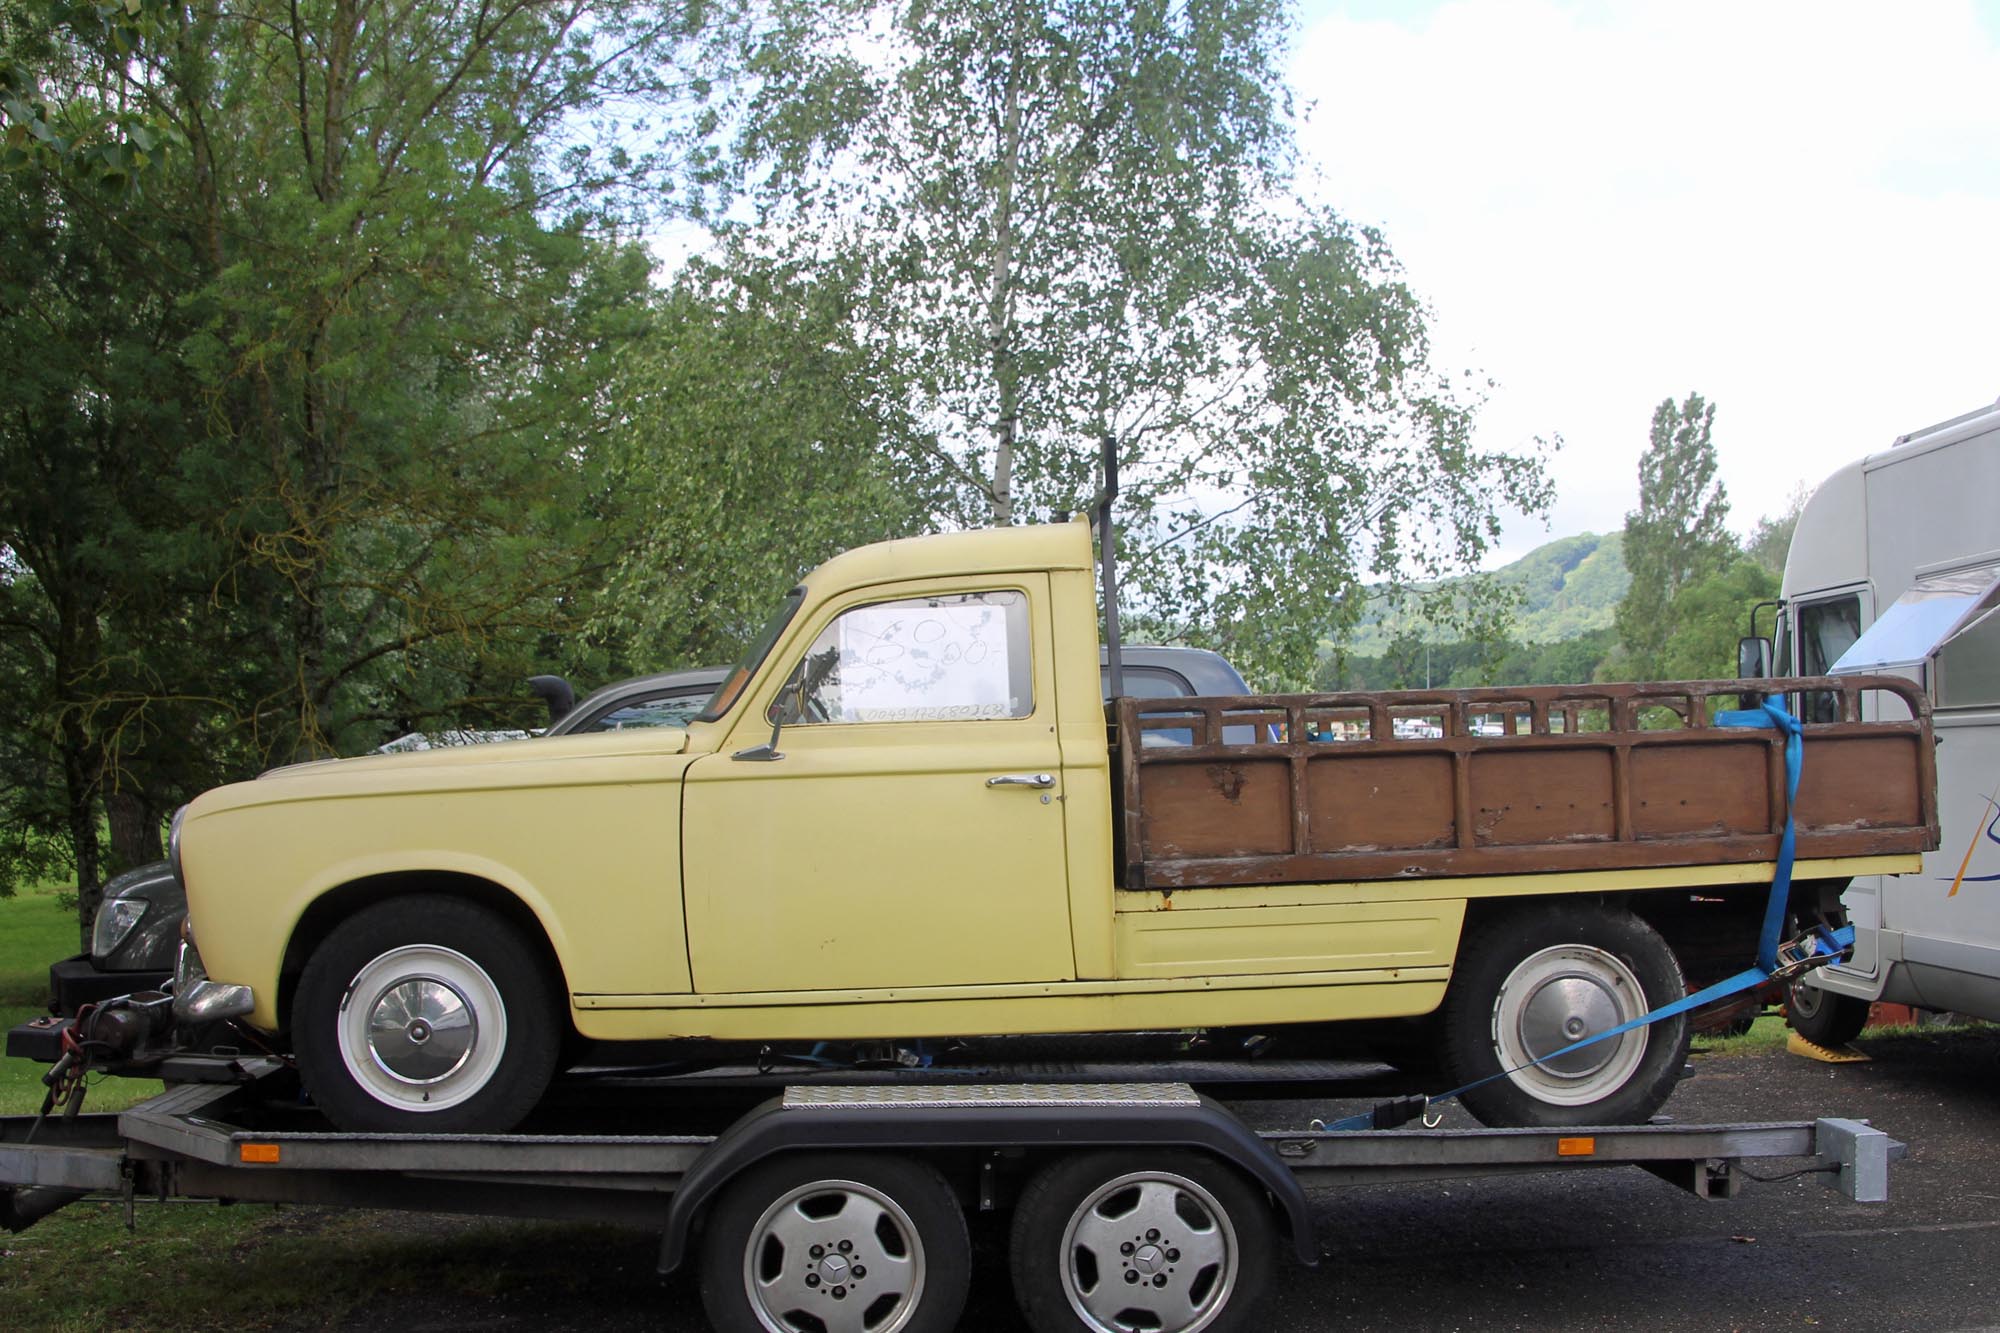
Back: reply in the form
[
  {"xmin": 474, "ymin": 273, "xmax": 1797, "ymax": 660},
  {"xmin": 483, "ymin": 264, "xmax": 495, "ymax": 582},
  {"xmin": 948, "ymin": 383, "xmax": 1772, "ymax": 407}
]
[{"xmin": 1, "ymin": 1062, "xmax": 1901, "ymax": 1238}]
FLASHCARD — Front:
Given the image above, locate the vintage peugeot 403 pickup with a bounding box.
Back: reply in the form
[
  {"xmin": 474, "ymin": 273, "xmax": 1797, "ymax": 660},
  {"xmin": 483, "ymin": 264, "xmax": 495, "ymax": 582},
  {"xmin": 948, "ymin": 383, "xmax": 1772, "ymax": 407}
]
[{"xmin": 170, "ymin": 520, "xmax": 1938, "ymax": 1133}]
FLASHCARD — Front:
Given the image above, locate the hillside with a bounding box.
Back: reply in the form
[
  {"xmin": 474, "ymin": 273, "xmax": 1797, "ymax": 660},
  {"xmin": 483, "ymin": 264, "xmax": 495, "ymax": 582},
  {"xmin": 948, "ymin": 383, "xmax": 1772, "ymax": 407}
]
[{"xmin": 1341, "ymin": 531, "xmax": 1629, "ymax": 654}]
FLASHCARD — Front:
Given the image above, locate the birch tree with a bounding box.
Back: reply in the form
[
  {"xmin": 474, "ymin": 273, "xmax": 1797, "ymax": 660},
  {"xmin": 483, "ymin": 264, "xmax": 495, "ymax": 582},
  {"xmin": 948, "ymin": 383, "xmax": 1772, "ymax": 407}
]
[{"xmin": 732, "ymin": 0, "xmax": 1551, "ymax": 685}]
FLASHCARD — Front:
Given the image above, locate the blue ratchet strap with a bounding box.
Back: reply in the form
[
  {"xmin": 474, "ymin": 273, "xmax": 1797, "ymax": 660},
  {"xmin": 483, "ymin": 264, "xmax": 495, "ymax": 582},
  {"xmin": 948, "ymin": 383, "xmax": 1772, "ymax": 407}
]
[
  {"xmin": 1320, "ymin": 695, "xmax": 1846, "ymax": 1133},
  {"xmin": 1717, "ymin": 696, "xmax": 1804, "ymax": 972}
]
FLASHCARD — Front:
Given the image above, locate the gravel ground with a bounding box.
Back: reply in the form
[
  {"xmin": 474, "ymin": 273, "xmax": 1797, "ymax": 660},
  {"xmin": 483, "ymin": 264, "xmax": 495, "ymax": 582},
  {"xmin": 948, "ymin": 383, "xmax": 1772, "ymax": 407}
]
[{"xmin": 265, "ymin": 1026, "xmax": 2000, "ymax": 1333}]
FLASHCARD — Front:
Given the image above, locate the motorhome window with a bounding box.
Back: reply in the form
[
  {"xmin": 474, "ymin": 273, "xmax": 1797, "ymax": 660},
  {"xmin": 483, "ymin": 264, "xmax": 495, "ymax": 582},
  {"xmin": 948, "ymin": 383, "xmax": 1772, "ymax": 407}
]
[
  {"xmin": 1798, "ymin": 595, "xmax": 1861, "ymax": 723},
  {"xmin": 1935, "ymin": 605, "xmax": 2000, "ymax": 708},
  {"xmin": 779, "ymin": 590, "xmax": 1034, "ymax": 724},
  {"xmin": 1831, "ymin": 564, "xmax": 2000, "ymax": 676}
]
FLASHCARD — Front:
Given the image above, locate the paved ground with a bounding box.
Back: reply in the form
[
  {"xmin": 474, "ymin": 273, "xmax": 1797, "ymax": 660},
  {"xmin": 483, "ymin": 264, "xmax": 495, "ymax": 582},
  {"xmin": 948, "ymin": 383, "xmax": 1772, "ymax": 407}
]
[
  {"xmin": 290, "ymin": 1026, "xmax": 2000, "ymax": 1333},
  {"xmin": 1242, "ymin": 1027, "xmax": 2000, "ymax": 1333}
]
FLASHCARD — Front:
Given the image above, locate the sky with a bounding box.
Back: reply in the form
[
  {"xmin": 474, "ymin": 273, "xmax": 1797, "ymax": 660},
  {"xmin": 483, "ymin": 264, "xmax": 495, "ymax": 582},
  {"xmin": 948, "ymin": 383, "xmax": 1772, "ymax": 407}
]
[{"xmin": 1287, "ymin": 0, "xmax": 2000, "ymax": 564}]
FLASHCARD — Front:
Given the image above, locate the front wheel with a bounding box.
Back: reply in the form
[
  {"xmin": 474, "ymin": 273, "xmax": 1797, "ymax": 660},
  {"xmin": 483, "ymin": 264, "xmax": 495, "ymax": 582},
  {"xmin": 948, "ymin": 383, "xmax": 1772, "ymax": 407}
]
[
  {"xmin": 1439, "ymin": 904, "xmax": 1689, "ymax": 1128},
  {"xmin": 293, "ymin": 895, "xmax": 561, "ymax": 1133},
  {"xmin": 699, "ymin": 1152, "xmax": 970, "ymax": 1333},
  {"xmin": 1787, "ymin": 979, "xmax": 1871, "ymax": 1046},
  {"xmin": 1008, "ymin": 1151, "xmax": 1274, "ymax": 1333}
]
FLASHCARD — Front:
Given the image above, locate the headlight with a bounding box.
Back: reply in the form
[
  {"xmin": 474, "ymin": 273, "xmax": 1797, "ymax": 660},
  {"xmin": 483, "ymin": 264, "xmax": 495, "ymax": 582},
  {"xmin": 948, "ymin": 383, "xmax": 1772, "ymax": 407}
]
[{"xmin": 92, "ymin": 897, "xmax": 149, "ymax": 959}]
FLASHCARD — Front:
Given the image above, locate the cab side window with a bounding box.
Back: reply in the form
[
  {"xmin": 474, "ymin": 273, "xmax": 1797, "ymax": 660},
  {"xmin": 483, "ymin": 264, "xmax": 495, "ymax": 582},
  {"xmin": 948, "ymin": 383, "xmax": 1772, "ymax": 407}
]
[{"xmin": 778, "ymin": 590, "xmax": 1034, "ymax": 725}]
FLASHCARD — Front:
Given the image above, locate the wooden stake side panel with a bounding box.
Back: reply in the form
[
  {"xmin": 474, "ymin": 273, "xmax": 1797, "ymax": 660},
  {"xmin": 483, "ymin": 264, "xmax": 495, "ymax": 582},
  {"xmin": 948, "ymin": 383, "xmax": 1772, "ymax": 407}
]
[{"xmin": 1113, "ymin": 676, "xmax": 1937, "ymax": 890}]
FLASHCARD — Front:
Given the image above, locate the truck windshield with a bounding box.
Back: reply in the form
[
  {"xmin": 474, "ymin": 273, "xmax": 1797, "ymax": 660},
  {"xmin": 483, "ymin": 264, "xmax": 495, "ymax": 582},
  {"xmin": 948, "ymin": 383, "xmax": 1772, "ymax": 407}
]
[{"xmin": 696, "ymin": 588, "xmax": 806, "ymax": 722}]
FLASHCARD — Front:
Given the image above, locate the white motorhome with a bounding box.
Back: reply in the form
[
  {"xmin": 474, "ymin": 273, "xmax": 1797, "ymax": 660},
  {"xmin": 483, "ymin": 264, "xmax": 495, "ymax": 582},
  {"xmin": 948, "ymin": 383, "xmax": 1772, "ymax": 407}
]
[{"xmin": 1779, "ymin": 400, "xmax": 2000, "ymax": 1042}]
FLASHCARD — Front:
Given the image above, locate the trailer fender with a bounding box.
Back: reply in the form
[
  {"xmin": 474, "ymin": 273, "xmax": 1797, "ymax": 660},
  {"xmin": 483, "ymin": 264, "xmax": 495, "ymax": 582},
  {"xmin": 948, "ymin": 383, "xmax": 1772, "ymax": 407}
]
[{"xmin": 656, "ymin": 1088, "xmax": 1318, "ymax": 1273}]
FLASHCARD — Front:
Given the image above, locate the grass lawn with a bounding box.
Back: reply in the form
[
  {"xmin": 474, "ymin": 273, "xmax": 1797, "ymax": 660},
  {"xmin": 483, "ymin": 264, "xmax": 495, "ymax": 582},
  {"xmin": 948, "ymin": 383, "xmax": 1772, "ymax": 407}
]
[
  {"xmin": 0, "ymin": 881, "xmax": 81, "ymax": 1007},
  {"xmin": 1690, "ymin": 1010, "xmax": 1793, "ymax": 1055},
  {"xmin": 0, "ymin": 885, "xmax": 162, "ymax": 1117}
]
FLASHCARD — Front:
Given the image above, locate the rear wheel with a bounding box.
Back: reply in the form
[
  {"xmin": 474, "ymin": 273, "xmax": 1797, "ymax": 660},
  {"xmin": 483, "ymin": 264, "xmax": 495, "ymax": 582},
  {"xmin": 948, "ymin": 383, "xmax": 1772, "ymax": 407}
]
[
  {"xmin": 1440, "ymin": 904, "xmax": 1689, "ymax": 1128},
  {"xmin": 293, "ymin": 895, "xmax": 560, "ymax": 1133},
  {"xmin": 699, "ymin": 1152, "xmax": 969, "ymax": 1333},
  {"xmin": 1787, "ymin": 979, "xmax": 1871, "ymax": 1046},
  {"xmin": 1009, "ymin": 1151, "xmax": 1273, "ymax": 1333}
]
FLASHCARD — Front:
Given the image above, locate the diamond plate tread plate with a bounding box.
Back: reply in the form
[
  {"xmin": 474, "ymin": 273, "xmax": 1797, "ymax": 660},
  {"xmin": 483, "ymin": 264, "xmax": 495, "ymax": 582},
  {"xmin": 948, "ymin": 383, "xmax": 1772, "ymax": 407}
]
[{"xmin": 782, "ymin": 1082, "xmax": 1201, "ymax": 1109}]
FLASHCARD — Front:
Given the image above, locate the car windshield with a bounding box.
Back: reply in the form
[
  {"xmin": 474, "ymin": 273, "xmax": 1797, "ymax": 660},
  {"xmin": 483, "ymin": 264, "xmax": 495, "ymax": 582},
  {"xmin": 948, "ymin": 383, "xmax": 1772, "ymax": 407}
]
[{"xmin": 696, "ymin": 588, "xmax": 806, "ymax": 722}]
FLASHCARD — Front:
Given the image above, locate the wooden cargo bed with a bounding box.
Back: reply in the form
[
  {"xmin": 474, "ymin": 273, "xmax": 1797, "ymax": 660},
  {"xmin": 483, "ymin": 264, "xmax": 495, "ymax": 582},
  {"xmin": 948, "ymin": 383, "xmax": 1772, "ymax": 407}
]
[{"xmin": 1113, "ymin": 676, "xmax": 1937, "ymax": 891}]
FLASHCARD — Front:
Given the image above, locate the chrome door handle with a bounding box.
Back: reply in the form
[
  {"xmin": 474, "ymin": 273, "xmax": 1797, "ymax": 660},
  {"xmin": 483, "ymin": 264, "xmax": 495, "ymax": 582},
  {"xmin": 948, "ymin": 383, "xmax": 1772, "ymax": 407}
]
[{"xmin": 986, "ymin": 772, "xmax": 1055, "ymax": 789}]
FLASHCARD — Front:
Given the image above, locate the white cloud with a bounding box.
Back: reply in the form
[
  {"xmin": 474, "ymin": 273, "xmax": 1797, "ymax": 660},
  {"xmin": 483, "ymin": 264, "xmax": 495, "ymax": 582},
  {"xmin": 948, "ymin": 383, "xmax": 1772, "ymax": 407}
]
[{"xmin": 1292, "ymin": 0, "xmax": 2000, "ymax": 562}]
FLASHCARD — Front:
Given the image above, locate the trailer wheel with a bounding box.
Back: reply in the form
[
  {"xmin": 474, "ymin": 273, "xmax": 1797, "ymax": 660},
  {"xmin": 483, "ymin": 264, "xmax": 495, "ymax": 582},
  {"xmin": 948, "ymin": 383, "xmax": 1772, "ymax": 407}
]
[
  {"xmin": 1440, "ymin": 904, "xmax": 1689, "ymax": 1128},
  {"xmin": 1008, "ymin": 1151, "xmax": 1273, "ymax": 1333},
  {"xmin": 293, "ymin": 895, "xmax": 559, "ymax": 1133},
  {"xmin": 699, "ymin": 1152, "xmax": 969, "ymax": 1333},
  {"xmin": 1786, "ymin": 979, "xmax": 1871, "ymax": 1046}
]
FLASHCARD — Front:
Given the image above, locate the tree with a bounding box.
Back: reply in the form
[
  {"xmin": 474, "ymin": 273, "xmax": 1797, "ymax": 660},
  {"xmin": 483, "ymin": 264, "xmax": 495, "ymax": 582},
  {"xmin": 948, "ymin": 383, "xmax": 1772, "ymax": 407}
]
[
  {"xmin": 731, "ymin": 0, "xmax": 1550, "ymax": 687},
  {"xmin": 1746, "ymin": 486, "xmax": 1808, "ymax": 579},
  {"xmin": 1614, "ymin": 393, "xmax": 1733, "ymax": 678},
  {"xmin": 594, "ymin": 262, "xmax": 947, "ymax": 667},
  {"xmin": 0, "ymin": 68, "xmax": 214, "ymax": 926},
  {"xmin": 0, "ymin": 0, "xmax": 729, "ymax": 938},
  {"xmin": 0, "ymin": 0, "xmax": 181, "ymax": 194},
  {"xmin": 1655, "ymin": 559, "xmax": 1779, "ymax": 682}
]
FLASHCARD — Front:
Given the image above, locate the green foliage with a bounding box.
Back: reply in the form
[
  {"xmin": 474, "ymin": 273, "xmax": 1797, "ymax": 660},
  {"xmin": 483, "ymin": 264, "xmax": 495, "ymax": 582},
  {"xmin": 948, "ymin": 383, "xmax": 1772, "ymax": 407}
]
[
  {"xmin": 1339, "ymin": 531, "xmax": 1630, "ymax": 657},
  {"xmin": 1654, "ymin": 558, "xmax": 1779, "ymax": 681},
  {"xmin": 1615, "ymin": 392, "xmax": 1734, "ymax": 677},
  {"xmin": 0, "ymin": 0, "xmax": 184, "ymax": 193},
  {"xmin": 733, "ymin": 0, "xmax": 1551, "ymax": 688},
  {"xmin": 1326, "ymin": 627, "xmax": 1618, "ymax": 692},
  {"xmin": 595, "ymin": 263, "xmax": 945, "ymax": 666},
  {"xmin": 1746, "ymin": 485, "xmax": 1806, "ymax": 578},
  {"xmin": 0, "ymin": 95, "xmax": 206, "ymax": 916},
  {"xmin": 0, "ymin": 0, "xmax": 732, "ymax": 935}
]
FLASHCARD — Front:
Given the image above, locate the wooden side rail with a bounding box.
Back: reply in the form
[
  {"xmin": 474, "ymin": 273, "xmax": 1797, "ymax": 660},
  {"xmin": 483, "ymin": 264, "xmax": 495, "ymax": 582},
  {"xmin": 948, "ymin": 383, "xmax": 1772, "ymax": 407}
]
[{"xmin": 1112, "ymin": 676, "xmax": 1938, "ymax": 891}]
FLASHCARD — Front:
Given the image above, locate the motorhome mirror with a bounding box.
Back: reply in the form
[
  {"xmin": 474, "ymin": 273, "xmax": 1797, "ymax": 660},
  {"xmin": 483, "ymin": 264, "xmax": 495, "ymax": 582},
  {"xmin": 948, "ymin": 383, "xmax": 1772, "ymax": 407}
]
[{"xmin": 1738, "ymin": 636, "xmax": 1773, "ymax": 680}]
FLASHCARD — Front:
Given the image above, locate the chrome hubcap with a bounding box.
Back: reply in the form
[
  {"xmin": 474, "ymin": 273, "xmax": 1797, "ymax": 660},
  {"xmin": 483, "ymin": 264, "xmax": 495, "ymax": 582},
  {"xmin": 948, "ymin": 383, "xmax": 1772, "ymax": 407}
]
[
  {"xmin": 367, "ymin": 977, "xmax": 475, "ymax": 1084},
  {"xmin": 1518, "ymin": 973, "xmax": 1623, "ymax": 1077},
  {"xmin": 1492, "ymin": 944, "xmax": 1649, "ymax": 1106},
  {"xmin": 336, "ymin": 944, "xmax": 506, "ymax": 1112}
]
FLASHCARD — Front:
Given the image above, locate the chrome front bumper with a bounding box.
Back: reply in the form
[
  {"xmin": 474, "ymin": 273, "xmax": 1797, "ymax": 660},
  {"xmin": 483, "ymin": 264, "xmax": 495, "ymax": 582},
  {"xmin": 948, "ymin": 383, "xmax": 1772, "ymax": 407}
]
[{"xmin": 172, "ymin": 937, "xmax": 254, "ymax": 1024}]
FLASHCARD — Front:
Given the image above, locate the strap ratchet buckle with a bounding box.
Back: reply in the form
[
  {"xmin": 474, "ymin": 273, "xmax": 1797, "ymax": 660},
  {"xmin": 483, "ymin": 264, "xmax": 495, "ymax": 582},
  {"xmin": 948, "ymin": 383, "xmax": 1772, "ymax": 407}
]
[{"xmin": 1770, "ymin": 928, "xmax": 1850, "ymax": 982}]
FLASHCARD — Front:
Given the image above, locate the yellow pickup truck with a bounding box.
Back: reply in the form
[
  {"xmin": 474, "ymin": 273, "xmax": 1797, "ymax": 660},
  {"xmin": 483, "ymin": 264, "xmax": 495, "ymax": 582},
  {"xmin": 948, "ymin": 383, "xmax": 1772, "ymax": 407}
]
[{"xmin": 172, "ymin": 520, "xmax": 1937, "ymax": 1134}]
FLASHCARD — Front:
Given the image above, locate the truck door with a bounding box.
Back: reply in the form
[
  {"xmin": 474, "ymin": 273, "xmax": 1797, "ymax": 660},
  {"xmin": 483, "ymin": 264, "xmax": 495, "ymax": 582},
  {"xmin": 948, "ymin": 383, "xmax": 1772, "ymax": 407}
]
[{"xmin": 681, "ymin": 576, "xmax": 1077, "ymax": 994}]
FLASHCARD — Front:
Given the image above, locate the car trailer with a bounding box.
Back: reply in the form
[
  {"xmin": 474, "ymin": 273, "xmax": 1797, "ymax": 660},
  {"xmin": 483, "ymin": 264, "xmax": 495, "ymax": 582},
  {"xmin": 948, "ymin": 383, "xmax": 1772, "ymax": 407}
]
[{"xmin": 0, "ymin": 1056, "xmax": 1901, "ymax": 1333}]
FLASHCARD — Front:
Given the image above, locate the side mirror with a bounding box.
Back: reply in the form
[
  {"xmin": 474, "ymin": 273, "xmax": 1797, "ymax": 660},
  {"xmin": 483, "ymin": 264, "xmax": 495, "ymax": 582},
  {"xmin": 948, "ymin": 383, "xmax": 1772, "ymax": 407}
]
[
  {"xmin": 734, "ymin": 664, "xmax": 807, "ymax": 763},
  {"xmin": 527, "ymin": 675, "xmax": 575, "ymax": 724},
  {"xmin": 1737, "ymin": 636, "xmax": 1773, "ymax": 680}
]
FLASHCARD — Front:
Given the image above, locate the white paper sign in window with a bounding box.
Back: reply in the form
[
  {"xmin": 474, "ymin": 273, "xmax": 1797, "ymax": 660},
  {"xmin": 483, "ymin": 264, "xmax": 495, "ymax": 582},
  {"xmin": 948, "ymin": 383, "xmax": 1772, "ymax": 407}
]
[{"xmin": 787, "ymin": 591, "xmax": 1032, "ymax": 724}]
